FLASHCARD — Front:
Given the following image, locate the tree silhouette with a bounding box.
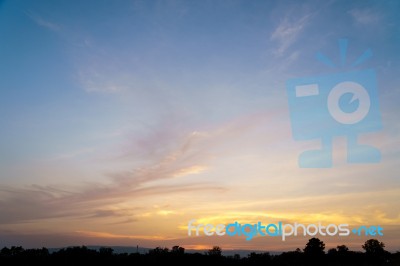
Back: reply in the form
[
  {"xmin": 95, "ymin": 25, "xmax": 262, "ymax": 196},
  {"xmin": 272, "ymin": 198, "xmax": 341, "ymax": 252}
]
[
  {"xmin": 304, "ymin": 237, "xmax": 325, "ymax": 256},
  {"xmin": 362, "ymin": 239, "xmax": 387, "ymax": 264},
  {"xmin": 149, "ymin": 246, "xmax": 169, "ymax": 255},
  {"xmin": 171, "ymin": 245, "xmax": 185, "ymax": 255},
  {"xmin": 1, "ymin": 241, "xmax": 399, "ymax": 266},
  {"xmin": 99, "ymin": 247, "xmax": 114, "ymax": 256},
  {"xmin": 362, "ymin": 239, "xmax": 385, "ymax": 255},
  {"xmin": 336, "ymin": 245, "xmax": 349, "ymax": 253},
  {"xmin": 327, "ymin": 248, "xmax": 337, "ymax": 255},
  {"xmin": 207, "ymin": 246, "xmax": 222, "ymax": 256},
  {"xmin": 247, "ymin": 252, "xmax": 271, "ymax": 264}
]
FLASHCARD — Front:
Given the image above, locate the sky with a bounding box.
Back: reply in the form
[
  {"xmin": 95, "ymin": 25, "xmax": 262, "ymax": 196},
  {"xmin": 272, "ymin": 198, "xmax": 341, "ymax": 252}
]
[{"xmin": 0, "ymin": 0, "xmax": 399, "ymax": 252}]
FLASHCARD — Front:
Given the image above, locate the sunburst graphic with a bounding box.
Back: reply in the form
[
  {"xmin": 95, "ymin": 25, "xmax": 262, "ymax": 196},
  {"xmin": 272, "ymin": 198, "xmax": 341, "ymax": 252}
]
[{"xmin": 316, "ymin": 39, "xmax": 373, "ymax": 68}]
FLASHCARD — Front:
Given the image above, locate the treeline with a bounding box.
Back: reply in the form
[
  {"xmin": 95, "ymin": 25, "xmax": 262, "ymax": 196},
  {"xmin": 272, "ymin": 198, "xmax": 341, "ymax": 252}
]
[{"xmin": 0, "ymin": 238, "xmax": 399, "ymax": 266}]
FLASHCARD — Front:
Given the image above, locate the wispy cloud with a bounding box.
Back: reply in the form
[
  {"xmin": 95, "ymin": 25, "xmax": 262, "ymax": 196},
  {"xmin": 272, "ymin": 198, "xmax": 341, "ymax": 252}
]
[
  {"xmin": 0, "ymin": 154, "xmax": 219, "ymax": 223},
  {"xmin": 0, "ymin": 174, "xmax": 223, "ymax": 225},
  {"xmin": 0, "ymin": 110, "xmax": 280, "ymax": 225},
  {"xmin": 26, "ymin": 11, "xmax": 60, "ymax": 32},
  {"xmin": 348, "ymin": 8, "xmax": 381, "ymax": 25},
  {"xmin": 76, "ymin": 230, "xmax": 178, "ymax": 240},
  {"xmin": 270, "ymin": 14, "xmax": 311, "ymax": 56}
]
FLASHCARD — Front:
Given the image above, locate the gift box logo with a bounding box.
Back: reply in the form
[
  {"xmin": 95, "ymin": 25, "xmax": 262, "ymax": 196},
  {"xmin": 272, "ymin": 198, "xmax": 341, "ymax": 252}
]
[{"xmin": 286, "ymin": 39, "xmax": 382, "ymax": 168}]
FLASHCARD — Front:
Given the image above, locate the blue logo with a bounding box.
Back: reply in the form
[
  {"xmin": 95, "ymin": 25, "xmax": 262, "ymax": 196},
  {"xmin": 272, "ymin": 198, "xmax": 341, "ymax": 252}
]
[
  {"xmin": 286, "ymin": 39, "xmax": 382, "ymax": 168},
  {"xmin": 188, "ymin": 219, "xmax": 383, "ymax": 241}
]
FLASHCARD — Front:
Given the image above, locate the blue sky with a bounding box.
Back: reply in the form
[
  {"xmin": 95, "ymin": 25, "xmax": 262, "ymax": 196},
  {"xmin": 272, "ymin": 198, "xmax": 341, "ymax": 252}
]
[{"xmin": 0, "ymin": 0, "xmax": 399, "ymax": 251}]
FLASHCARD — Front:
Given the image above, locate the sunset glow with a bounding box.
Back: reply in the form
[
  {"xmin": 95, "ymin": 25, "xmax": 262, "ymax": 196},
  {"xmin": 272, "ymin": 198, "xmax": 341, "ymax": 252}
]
[{"xmin": 0, "ymin": 0, "xmax": 399, "ymax": 252}]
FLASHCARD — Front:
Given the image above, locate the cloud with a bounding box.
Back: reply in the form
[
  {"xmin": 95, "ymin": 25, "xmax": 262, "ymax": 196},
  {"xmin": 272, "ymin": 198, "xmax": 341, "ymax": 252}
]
[
  {"xmin": 0, "ymin": 109, "xmax": 279, "ymax": 225},
  {"xmin": 76, "ymin": 230, "xmax": 178, "ymax": 240},
  {"xmin": 0, "ymin": 109, "xmax": 290, "ymax": 241},
  {"xmin": 0, "ymin": 177, "xmax": 223, "ymax": 225},
  {"xmin": 89, "ymin": 209, "xmax": 135, "ymax": 218},
  {"xmin": 172, "ymin": 165, "xmax": 207, "ymax": 178},
  {"xmin": 348, "ymin": 8, "xmax": 381, "ymax": 25},
  {"xmin": 270, "ymin": 14, "xmax": 310, "ymax": 56},
  {"xmin": 26, "ymin": 11, "xmax": 60, "ymax": 32}
]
